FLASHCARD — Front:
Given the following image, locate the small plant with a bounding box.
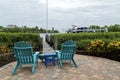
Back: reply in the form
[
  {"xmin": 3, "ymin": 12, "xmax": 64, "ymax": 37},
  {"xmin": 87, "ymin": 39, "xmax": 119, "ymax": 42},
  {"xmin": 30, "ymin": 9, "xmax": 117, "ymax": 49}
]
[
  {"xmin": 87, "ymin": 39, "xmax": 105, "ymax": 52},
  {"xmin": 0, "ymin": 45, "xmax": 13, "ymax": 54},
  {"xmin": 0, "ymin": 45, "xmax": 7, "ymax": 54},
  {"xmin": 107, "ymin": 41, "xmax": 120, "ymax": 53}
]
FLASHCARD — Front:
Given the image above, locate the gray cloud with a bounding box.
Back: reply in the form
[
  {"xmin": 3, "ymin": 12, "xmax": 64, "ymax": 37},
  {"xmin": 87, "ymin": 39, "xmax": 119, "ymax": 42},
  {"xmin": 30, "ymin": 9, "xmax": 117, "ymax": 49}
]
[
  {"xmin": 0, "ymin": 0, "xmax": 120, "ymax": 32},
  {"xmin": 0, "ymin": 0, "xmax": 45, "ymax": 27}
]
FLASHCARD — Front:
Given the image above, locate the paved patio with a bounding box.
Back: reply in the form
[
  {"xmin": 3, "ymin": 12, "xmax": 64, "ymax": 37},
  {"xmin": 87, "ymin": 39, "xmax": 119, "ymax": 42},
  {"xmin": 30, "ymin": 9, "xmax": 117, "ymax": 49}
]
[{"xmin": 0, "ymin": 54, "xmax": 120, "ymax": 80}]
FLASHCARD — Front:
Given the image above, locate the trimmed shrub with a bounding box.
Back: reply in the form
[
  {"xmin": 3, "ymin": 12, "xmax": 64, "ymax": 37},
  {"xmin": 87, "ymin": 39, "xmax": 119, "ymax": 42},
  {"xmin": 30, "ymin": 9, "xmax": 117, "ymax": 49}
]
[
  {"xmin": 0, "ymin": 32, "xmax": 41, "ymax": 52},
  {"xmin": 49, "ymin": 32, "xmax": 120, "ymax": 61},
  {"xmin": 107, "ymin": 41, "xmax": 120, "ymax": 53},
  {"xmin": 51, "ymin": 32, "xmax": 120, "ymax": 51},
  {"xmin": 0, "ymin": 32, "xmax": 41, "ymax": 67},
  {"xmin": 87, "ymin": 39, "xmax": 105, "ymax": 52}
]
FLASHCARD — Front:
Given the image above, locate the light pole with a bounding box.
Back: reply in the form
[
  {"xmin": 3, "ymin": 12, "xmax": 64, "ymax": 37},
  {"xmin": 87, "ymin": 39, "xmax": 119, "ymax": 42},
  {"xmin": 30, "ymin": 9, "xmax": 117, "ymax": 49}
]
[
  {"xmin": 46, "ymin": 0, "xmax": 48, "ymax": 34},
  {"xmin": 45, "ymin": 0, "xmax": 48, "ymax": 42}
]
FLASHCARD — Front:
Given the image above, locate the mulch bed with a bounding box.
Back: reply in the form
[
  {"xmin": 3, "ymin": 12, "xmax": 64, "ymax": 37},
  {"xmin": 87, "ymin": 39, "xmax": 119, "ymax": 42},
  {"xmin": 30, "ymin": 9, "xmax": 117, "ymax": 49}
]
[
  {"xmin": 76, "ymin": 50, "xmax": 120, "ymax": 62},
  {"xmin": 0, "ymin": 53, "xmax": 15, "ymax": 67},
  {"xmin": 0, "ymin": 50, "xmax": 120, "ymax": 67}
]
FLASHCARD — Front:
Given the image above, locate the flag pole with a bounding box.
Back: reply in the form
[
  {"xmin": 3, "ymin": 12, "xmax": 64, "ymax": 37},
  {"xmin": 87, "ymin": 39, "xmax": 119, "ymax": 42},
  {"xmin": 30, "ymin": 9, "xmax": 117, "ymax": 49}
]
[{"xmin": 46, "ymin": 0, "xmax": 48, "ymax": 34}]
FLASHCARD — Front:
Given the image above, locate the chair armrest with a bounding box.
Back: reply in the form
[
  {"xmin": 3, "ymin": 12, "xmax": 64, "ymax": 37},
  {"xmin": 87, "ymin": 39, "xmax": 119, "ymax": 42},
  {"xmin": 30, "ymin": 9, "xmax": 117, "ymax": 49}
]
[
  {"xmin": 33, "ymin": 52, "xmax": 40, "ymax": 56},
  {"xmin": 33, "ymin": 52, "xmax": 40, "ymax": 63},
  {"xmin": 55, "ymin": 50, "xmax": 61, "ymax": 54},
  {"xmin": 55, "ymin": 50, "xmax": 61, "ymax": 59},
  {"xmin": 39, "ymin": 53, "xmax": 44, "ymax": 61}
]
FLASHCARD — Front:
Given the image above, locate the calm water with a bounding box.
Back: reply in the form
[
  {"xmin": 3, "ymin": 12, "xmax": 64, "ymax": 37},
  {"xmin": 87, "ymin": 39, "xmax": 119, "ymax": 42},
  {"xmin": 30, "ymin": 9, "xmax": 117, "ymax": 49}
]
[{"xmin": 40, "ymin": 33, "xmax": 50, "ymax": 42}]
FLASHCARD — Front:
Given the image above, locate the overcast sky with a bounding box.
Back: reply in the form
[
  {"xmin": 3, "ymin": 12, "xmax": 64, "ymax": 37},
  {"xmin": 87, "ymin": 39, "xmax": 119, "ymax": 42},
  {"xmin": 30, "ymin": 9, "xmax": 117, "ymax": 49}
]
[{"xmin": 0, "ymin": 0, "xmax": 120, "ymax": 32}]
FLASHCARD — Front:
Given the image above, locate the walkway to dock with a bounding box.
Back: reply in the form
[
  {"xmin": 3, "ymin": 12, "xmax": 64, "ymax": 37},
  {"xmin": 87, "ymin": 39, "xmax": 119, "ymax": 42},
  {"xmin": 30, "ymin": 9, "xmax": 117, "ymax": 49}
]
[{"xmin": 40, "ymin": 33, "xmax": 55, "ymax": 53}]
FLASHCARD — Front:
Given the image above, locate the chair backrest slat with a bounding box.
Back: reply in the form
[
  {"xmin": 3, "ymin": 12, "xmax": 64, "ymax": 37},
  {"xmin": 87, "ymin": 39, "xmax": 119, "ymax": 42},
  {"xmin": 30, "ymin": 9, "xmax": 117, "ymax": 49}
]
[
  {"xmin": 14, "ymin": 41, "xmax": 34, "ymax": 64},
  {"xmin": 61, "ymin": 40, "xmax": 76, "ymax": 60}
]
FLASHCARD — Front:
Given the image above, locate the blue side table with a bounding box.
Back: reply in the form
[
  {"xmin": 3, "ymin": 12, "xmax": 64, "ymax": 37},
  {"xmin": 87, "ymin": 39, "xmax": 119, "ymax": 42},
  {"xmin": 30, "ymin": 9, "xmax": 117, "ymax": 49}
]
[{"xmin": 44, "ymin": 52, "xmax": 56, "ymax": 68}]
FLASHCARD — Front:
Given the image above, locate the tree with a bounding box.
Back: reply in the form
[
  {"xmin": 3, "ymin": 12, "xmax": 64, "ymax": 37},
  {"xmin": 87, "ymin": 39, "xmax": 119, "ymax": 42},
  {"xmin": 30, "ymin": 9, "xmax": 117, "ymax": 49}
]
[
  {"xmin": 35, "ymin": 26, "xmax": 39, "ymax": 29},
  {"xmin": 0, "ymin": 26, "xmax": 3, "ymax": 29},
  {"xmin": 23, "ymin": 26, "xmax": 27, "ymax": 29},
  {"xmin": 0, "ymin": 25, "xmax": 59, "ymax": 33},
  {"xmin": 108, "ymin": 24, "xmax": 120, "ymax": 32}
]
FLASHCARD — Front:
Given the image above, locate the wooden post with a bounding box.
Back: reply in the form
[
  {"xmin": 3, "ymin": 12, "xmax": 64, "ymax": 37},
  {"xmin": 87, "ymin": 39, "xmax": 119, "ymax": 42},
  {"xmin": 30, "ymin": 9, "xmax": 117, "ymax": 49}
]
[
  {"xmin": 45, "ymin": 34, "xmax": 48, "ymax": 43},
  {"xmin": 40, "ymin": 37, "xmax": 43, "ymax": 51},
  {"xmin": 54, "ymin": 37, "xmax": 58, "ymax": 50}
]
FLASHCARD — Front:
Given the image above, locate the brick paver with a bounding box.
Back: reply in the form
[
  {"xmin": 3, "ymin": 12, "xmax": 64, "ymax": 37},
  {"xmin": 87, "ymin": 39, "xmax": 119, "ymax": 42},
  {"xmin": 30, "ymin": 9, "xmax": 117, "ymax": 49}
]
[{"xmin": 0, "ymin": 54, "xmax": 120, "ymax": 80}]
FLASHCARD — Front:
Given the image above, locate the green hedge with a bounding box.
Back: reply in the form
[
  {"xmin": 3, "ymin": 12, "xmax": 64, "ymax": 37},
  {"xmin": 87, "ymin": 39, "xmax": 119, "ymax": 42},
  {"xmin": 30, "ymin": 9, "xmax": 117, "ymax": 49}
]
[
  {"xmin": 50, "ymin": 32, "xmax": 120, "ymax": 61},
  {"xmin": 51, "ymin": 32, "xmax": 120, "ymax": 50},
  {"xmin": 0, "ymin": 32, "xmax": 41, "ymax": 53},
  {"xmin": 52, "ymin": 32, "xmax": 120, "ymax": 41}
]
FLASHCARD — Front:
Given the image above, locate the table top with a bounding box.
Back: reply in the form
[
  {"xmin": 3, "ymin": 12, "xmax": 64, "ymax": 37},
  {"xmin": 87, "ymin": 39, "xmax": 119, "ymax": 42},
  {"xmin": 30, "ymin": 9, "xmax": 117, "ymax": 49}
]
[{"xmin": 44, "ymin": 52, "xmax": 56, "ymax": 56}]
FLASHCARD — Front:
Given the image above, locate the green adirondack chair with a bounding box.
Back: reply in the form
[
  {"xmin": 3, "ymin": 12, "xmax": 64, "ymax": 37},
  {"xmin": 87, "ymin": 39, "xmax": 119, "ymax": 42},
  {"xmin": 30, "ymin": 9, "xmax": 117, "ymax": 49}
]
[
  {"xmin": 12, "ymin": 41, "xmax": 40, "ymax": 75},
  {"xmin": 55, "ymin": 40, "xmax": 78, "ymax": 68}
]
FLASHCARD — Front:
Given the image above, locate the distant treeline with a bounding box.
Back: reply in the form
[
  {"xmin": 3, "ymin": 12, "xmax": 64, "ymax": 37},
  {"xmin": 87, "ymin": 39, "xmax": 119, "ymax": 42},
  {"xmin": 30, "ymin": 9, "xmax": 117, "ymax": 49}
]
[
  {"xmin": 89, "ymin": 24, "xmax": 120, "ymax": 32},
  {"xmin": 0, "ymin": 26, "xmax": 59, "ymax": 33}
]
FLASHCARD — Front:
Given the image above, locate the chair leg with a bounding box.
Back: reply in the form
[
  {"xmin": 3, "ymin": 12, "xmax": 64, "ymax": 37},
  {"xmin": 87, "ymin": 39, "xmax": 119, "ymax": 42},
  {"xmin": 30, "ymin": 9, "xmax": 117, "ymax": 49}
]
[
  {"xmin": 32, "ymin": 64, "xmax": 36, "ymax": 74},
  {"xmin": 36, "ymin": 59, "xmax": 38, "ymax": 67},
  {"xmin": 45, "ymin": 60, "xmax": 47, "ymax": 68},
  {"xmin": 53, "ymin": 60, "xmax": 55, "ymax": 66},
  {"xmin": 20, "ymin": 65, "xmax": 22, "ymax": 68},
  {"xmin": 72, "ymin": 59, "xmax": 78, "ymax": 68},
  {"xmin": 12, "ymin": 62, "xmax": 19, "ymax": 75},
  {"xmin": 59, "ymin": 60, "xmax": 62, "ymax": 68}
]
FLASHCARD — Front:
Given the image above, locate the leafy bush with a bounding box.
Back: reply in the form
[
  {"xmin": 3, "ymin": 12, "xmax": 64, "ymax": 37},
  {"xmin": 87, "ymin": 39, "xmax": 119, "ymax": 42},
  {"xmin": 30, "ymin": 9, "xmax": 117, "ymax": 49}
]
[
  {"xmin": 51, "ymin": 32, "xmax": 120, "ymax": 50},
  {"xmin": 0, "ymin": 45, "xmax": 7, "ymax": 54},
  {"xmin": 87, "ymin": 40, "xmax": 105, "ymax": 52},
  {"xmin": 0, "ymin": 32, "xmax": 41, "ymax": 67},
  {"xmin": 107, "ymin": 41, "xmax": 120, "ymax": 53},
  {"xmin": 0, "ymin": 32, "xmax": 41, "ymax": 52},
  {"xmin": 76, "ymin": 40, "xmax": 90, "ymax": 50},
  {"xmin": 52, "ymin": 32, "xmax": 120, "ymax": 41},
  {"xmin": 49, "ymin": 32, "xmax": 120, "ymax": 61}
]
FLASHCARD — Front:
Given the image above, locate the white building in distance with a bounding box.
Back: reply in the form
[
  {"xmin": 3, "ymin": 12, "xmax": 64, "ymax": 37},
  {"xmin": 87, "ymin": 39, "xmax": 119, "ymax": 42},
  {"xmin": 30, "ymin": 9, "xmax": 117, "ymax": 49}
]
[{"xmin": 6, "ymin": 24, "xmax": 17, "ymax": 28}]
